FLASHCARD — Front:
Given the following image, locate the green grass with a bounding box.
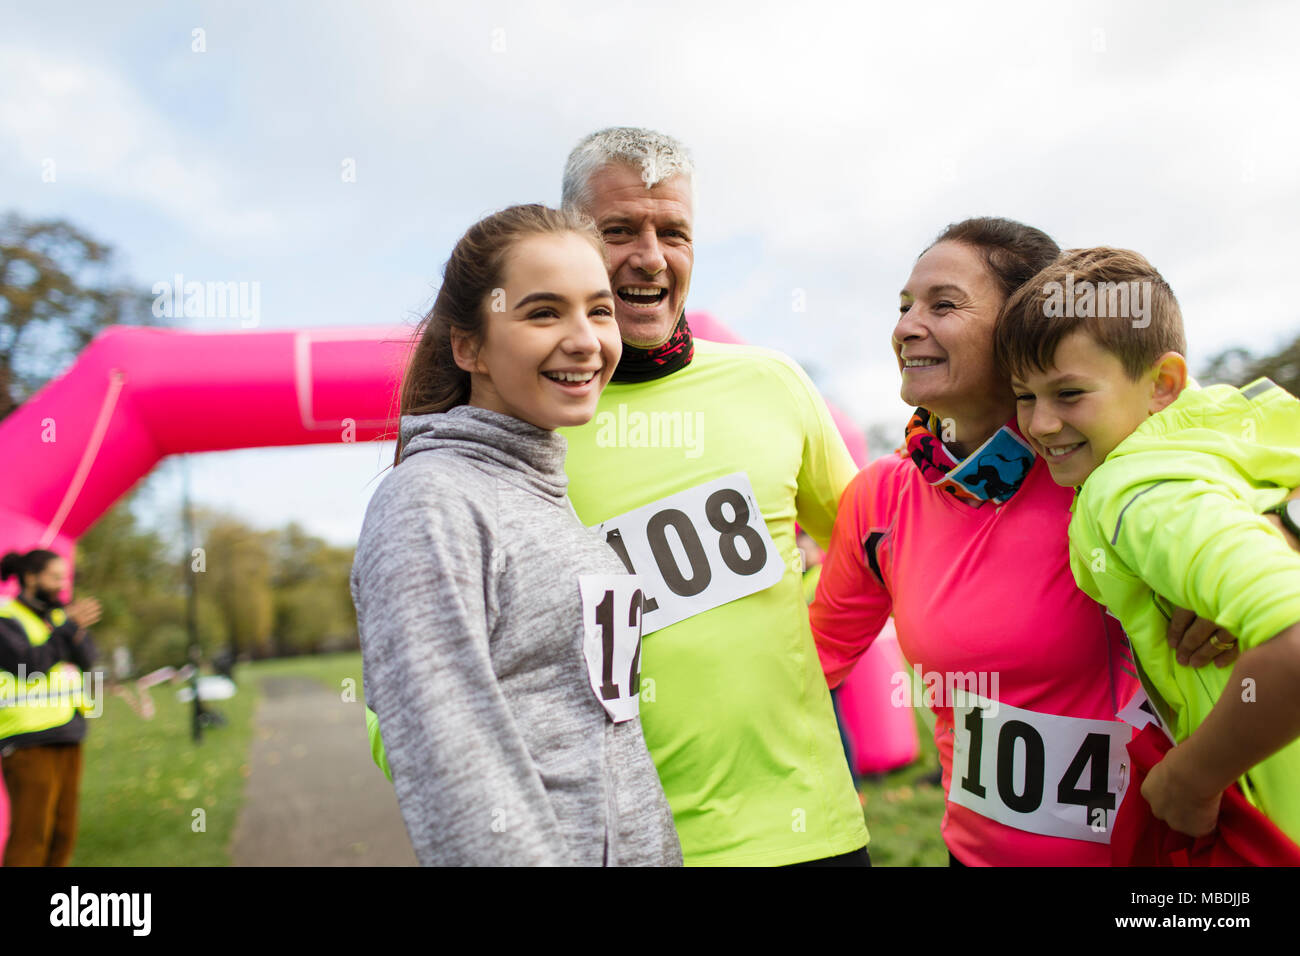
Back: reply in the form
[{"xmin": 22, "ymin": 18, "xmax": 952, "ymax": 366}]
[
  {"xmin": 238, "ymin": 650, "xmax": 366, "ymax": 700},
  {"xmin": 70, "ymin": 652, "xmax": 364, "ymax": 866}
]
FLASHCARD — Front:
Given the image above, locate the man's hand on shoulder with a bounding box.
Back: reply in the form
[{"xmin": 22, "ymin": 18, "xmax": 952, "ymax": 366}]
[{"xmin": 1166, "ymin": 606, "xmax": 1241, "ymax": 670}]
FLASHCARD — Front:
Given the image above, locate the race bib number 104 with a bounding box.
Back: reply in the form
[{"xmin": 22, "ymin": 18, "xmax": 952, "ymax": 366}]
[
  {"xmin": 949, "ymin": 693, "xmax": 1131, "ymax": 844},
  {"xmin": 593, "ymin": 472, "xmax": 785, "ymax": 635}
]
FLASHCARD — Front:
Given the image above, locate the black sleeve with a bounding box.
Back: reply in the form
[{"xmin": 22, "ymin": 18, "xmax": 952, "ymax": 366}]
[
  {"xmin": 64, "ymin": 627, "xmax": 97, "ymax": 670},
  {"xmin": 0, "ymin": 615, "xmax": 76, "ymax": 674}
]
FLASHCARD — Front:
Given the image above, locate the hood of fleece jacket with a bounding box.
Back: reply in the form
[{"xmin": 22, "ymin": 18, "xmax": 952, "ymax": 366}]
[{"xmin": 398, "ymin": 404, "xmax": 569, "ymax": 503}]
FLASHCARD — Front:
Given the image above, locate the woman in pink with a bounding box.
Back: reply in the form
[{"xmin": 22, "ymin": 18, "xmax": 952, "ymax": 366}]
[{"xmin": 812, "ymin": 218, "xmax": 1154, "ymax": 866}]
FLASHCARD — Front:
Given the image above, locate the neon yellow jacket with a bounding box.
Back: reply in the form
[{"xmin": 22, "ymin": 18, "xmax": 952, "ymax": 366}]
[
  {"xmin": 557, "ymin": 340, "xmax": 866, "ymax": 866},
  {"xmin": 0, "ymin": 600, "xmax": 87, "ymax": 743},
  {"xmin": 1069, "ymin": 378, "xmax": 1300, "ymax": 841}
]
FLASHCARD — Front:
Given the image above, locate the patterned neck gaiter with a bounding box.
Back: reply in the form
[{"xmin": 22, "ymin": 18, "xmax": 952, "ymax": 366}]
[
  {"xmin": 611, "ymin": 312, "xmax": 694, "ymax": 384},
  {"xmin": 904, "ymin": 408, "xmax": 1036, "ymax": 506}
]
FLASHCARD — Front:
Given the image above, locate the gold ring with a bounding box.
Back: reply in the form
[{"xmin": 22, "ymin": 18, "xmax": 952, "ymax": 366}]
[{"xmin": 1209, "ymin": 633, "xmax": 1237, "ymax": 652}]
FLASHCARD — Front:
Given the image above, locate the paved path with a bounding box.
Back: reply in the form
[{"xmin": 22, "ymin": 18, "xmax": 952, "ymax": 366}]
[{"xmin": 231, "ymin": 676, "xmax": 416, "ymax": 866}]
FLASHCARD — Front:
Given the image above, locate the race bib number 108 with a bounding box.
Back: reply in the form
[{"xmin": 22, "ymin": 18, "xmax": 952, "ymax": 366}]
[
  {"xmin": 593, "ymin": 472, "xmax": 785, "ymax": 635},
  {"xmin": 949, "ymin": 693, "xmax": 1131, "ymax": 844}
]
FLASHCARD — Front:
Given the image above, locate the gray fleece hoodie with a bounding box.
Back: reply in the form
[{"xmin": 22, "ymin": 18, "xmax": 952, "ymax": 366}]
[{"xmin": 351, "ymin": 404, "xmax": 681, "ymax": 866}]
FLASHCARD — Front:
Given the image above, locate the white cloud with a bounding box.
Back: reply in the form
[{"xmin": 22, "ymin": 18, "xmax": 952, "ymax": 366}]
[{"xmin": 0, "ymin": 46, "xmax": 277, "ymax": 240}]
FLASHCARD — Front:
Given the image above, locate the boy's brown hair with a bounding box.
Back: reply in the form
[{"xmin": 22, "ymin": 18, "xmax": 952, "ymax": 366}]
[{"xmin": 994, "ymin": 247, "xmax": 1186, "ymax": 382}]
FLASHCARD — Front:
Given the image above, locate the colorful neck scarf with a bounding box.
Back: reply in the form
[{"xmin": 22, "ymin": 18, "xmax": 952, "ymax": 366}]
[
  {"xmin": 611, "ymin": 312, "xmax": 694, "ymax": 384},
  {"xmin": 904, "ymin": 408, "xmax": 1036, "ymax": 506}
]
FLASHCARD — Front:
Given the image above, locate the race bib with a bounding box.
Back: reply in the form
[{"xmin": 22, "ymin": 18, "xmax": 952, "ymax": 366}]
[
  {"xmin": 949, "ymin": 693, "xmax": 1131, "ymax": 843},
  {"xmin": 1106, "ymin": 606, "xmax": 1174, "ymax": 742},
  {"xmin": 578, "ymin": 575, "xmax": 645, "ymax": 723},
  {"xmin": 1116, "ymin": 684, "xmax": 1173, "ymax": 741},
  {"xmin": 592, "ymin": 472, "xmax": 784, "ymax": 635}
]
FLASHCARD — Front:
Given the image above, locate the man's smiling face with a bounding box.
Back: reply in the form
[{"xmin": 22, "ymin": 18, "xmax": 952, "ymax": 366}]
[{"xmin": 581, "ymin": 162, "xmax": 694, "ymax": 348}]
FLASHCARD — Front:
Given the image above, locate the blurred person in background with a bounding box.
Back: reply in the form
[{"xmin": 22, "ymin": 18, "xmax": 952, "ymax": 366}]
[{"xmin": 0, "ymin": 549, "xmax": 100, "ymax": 866}]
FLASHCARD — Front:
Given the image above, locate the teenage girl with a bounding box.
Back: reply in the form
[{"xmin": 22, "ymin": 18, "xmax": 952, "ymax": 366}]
[{"xmin": 352, "ymin": 204, "xmax": 681, "ymax": 866}]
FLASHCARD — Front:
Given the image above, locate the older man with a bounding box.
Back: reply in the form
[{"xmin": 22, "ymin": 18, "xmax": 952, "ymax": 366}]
[{"xmin": 558, "ymin": 128, "xmax": 869, "ymax": 866}]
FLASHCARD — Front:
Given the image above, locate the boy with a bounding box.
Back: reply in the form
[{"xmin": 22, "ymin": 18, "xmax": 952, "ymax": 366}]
[{"xmin": 993, "ymin": 246, "xmax": 1300, "ymax": 846}]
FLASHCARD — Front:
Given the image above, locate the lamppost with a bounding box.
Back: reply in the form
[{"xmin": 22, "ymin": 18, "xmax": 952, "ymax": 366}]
[{"xmin": 181, "ymin": 456, "xmax": 202, "ymax": 743}]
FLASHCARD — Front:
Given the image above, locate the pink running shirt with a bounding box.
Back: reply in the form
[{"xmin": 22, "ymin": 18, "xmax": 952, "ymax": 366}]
[{"xmin": 811, "ymin": 451, "xmax": 1141, "ymax": 866}]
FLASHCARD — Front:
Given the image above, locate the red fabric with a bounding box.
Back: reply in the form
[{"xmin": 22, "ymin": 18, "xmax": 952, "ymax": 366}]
[{"xmin": 1111, "ymin": 724, "xmax": 1300, "ymax": 866}]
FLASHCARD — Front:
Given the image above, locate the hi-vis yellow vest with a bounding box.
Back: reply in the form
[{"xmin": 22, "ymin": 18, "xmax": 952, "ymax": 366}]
[{"xmin": 0, "ymin": 599, "xmax": 86, "ymax": 742}]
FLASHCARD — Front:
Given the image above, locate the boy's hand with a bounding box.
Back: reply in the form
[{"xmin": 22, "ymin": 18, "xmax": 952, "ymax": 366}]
[
  {"xmin": 1141, "ymin": 746, "xmax": 1223, "ymax": 838},
  {"xmin": 1166, "ymin": 606, "xmax": 1241, "ymax": 669}
]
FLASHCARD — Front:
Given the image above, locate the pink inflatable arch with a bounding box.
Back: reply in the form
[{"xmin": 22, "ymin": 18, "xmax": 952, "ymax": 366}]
[
  {"xmin": 1, "ymin": 323, "xmax": 411, "ymax": 592},
  {"xmin": 0, "ymin": 312, "xmax": 915, "ymax": 774},
  {"xmin": 0, "ymin": 313, "xmax": 872, "ymax": 579},
  {"xmin": 836, "ymin": 617, "xmax": 920, "ymax": 775}
]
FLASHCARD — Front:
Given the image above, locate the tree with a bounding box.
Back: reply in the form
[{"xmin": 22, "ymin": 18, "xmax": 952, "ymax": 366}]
[
  {"xmin": 1201, "ymin": 332, "xmax": 1300, "ymax": 396},
  {"xmin": 201, "ymin": 518, "xmax": 275, "ymax": 660},
  {"xmin": 74, "ymin": 493, "xmax": 223, "ymax": 675},
  {"xmin": 74, "ymin": 498, "xmax": 358, "ymax": 673},
  {"xmin": 0, "ymin": 212, "xmax": 157, "ymax": 420},
  {"xmin": 269, "ymin": 523, "xmax": 358, "ymax": 656}
]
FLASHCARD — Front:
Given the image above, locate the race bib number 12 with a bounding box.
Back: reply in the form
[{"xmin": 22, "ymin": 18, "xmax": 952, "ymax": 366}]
[
  {"xmin": 578, "ymin": 575, "xmax": 645, "ymax": 723},
  {"xmin": 593, "ymin": 472, "xmax": 785, "ymax": 635},
  {"xmin": 949, "ymin": 693, "xmax": 1131, "ymax": 843}
]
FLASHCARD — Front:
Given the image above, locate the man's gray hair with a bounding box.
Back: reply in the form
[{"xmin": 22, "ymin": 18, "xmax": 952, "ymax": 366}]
[{"xmin": 561, "ymin": 127, "xmax": 695, "ymax": 212}]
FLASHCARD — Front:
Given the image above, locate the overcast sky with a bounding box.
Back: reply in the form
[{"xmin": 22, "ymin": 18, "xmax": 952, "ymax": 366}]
[{"xmin": 4, "ymin": 0, "xmax": 1297, "ymax": 546}]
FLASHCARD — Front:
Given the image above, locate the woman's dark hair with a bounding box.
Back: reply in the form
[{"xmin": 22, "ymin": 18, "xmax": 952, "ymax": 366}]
[
  {"xmin": 0, "ymin": 549, "xmax": 59, "ymax": 584},
  {"xmin": 925, "ymin": 217, "xmax": 1060, "ymax": 300},
  {"xmin": 393, "ymin": 203, "xmax": 607, "ymax": 466}
]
